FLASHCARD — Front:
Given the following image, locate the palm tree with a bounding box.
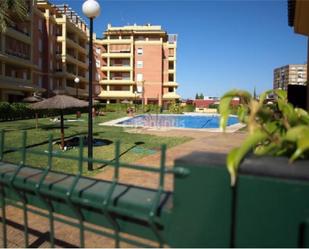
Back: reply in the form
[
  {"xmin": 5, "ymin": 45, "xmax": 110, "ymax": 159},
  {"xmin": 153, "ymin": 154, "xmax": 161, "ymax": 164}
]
[{"xmin": 0, "ymin": 0, "xmax": 28, "ymax": 33}]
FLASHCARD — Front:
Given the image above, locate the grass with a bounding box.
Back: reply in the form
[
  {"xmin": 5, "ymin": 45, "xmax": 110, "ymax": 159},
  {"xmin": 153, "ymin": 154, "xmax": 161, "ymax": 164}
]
[{"xmin": 0, "ymin": 111, "xmax": 191, "ymax": 176}]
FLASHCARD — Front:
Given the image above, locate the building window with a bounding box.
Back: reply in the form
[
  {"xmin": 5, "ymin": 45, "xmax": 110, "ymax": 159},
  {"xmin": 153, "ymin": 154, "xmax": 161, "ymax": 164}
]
[
  {"xmin": 137, "ymin": 48, "xmax": 143, "ymax": 55},
  {"xmin": 168, "ymin": 73, "xmax": 174, "ymax": 82},
  {"xmin": 96, "ymin": 73, "xmax": 100, "ymax": 81},
  {"xmin": 168, "ymin": 48, "xmax": 174, "ymax": 57},
  {"xmin": 169, "ymin": 61, "xmax": 174, "ymax": 70},
  {"xmin": 137, "ymin": 73, "xmax": 143, "ymax": 82},
  {"xmin": 168, "ymin": 87, "xmax": 174, "ymax": 93},
  {"xmin": 137, "ymin": 61, "xmax": 143, "ymax": 68},
  {"xmin": 96, "ymin": 48, "xmax": 101, "ymax": 54},
  {"xmin": 136, "ymin": 36, "xmax": 145, "ymax": 41}
]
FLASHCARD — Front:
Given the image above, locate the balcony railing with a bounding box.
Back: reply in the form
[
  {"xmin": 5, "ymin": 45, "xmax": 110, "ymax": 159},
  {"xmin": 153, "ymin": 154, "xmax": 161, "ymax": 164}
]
[
  {"xmin": 110, "ymin": 77, "xmax": 130, "ymax": 80},
  {"xmin": 5, "ymin": 50, "xmax": 30, "ymax": 60},
  {"xmin": 8, "ymin": 25, "xmax": 31, "ymax": 37},
  {"xmin": 110, "ymin": 64, "xmax": 130, "ymax": 67}
]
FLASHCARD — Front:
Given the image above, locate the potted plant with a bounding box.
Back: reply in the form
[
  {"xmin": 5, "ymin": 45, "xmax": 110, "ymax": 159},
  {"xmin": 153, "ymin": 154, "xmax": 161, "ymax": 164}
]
[{"xmin": 219, "ymin": 89, "xmax": 309, "ymax": 186}]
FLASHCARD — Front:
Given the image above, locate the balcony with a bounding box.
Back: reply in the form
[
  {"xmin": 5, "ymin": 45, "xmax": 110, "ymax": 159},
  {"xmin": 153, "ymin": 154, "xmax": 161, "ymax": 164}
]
[
  {"xmin": 66, "ymin": 38, "xmax": 87, "ymax": 53},
  {"xmin": 66, "ymin": 54, "xmax": 87, "ymax": 68},
  {"xmin": 5, "ymin": 49, "xmax": 30, "ymax": 61},
  {"xmin": 99, "ymin": 90, "xmax": 136, "ymax": 98},
  {"xmin": 101, "ymin": 65, "xmax": 132, "ymax": 71},
  {"xmin": 163, "ymin": 82, "xmax": 179, "ymax": 87},
  {"xmin": 6, "ymin": 26, "xmax": 31, "ymax": 44},
  {"xmin": 0, "ymin": 75, "xmax": 45, "ymax": 93},
  {"xmin": 0, "ymin": 75, "xmax": 31, "ymax": 85},
  {"xmin": 104, "ymin": 38, "xmax": 133, "ymax": 44},
  {"xmin": 100, "ymin": 78, "xmax": 134, "ymax": 85},
  {"xmin": 163, "ymin": 92, "xmax": 180, "ymax": 100},
  {"xmin": 102, "ymin": 52, "xmax": 132, "ymax": 58}
]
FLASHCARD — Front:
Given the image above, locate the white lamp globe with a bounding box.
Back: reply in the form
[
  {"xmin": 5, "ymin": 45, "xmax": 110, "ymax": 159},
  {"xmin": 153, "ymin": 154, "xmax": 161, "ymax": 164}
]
[
  {"xmin": 82, "ymin": 0, "xmax": 101, "ymax": 18},
  {"xmin": 74, "ymin": 77, "xmax": 80, "ymax": 84}
]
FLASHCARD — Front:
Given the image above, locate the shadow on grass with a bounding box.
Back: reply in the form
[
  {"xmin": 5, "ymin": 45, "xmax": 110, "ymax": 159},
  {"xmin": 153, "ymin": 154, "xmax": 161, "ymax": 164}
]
[
  {"xmin": 96, "ymin": 141, "xmax": 145, "ymax": 170},
  {"xmin": 3, "ymin": 132, "xmax": 88, "ymax": 154}
]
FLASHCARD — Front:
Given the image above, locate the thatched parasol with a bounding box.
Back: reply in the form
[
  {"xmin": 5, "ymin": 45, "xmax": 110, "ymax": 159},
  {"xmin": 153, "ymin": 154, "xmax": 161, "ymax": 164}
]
[
  {"xmin": 31, "ymin": 95, "xmax": 88, "ymax": 150},
  {"xmin": 23, "ymin": 95, "xmax": 44, "ymax": 129}
]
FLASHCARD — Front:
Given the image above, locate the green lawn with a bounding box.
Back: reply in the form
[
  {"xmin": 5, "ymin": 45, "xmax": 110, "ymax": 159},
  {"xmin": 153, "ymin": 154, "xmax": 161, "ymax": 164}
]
[{"xmin": 0, "ymin": 112, "xmax": 191, "ymax": 176}]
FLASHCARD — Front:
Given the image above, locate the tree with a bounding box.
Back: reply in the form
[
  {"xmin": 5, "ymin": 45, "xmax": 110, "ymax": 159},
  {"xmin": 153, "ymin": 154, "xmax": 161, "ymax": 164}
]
[
  {"xmin": 0, "ymin": 0, "xmax": 28, "ymax": 33},
  {"xmin": 195, "ymin": 93, "xmax": 199, "ymax": 99},
  {"xmin": 199, "ymin": 93, "xmax": 204, "ymax": 99}
]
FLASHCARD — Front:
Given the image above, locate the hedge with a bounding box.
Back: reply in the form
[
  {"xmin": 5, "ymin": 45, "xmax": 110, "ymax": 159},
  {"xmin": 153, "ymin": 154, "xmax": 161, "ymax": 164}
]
[{"xmin": 0, "ymin": 102, "xmax": 88, "ymax": 122}]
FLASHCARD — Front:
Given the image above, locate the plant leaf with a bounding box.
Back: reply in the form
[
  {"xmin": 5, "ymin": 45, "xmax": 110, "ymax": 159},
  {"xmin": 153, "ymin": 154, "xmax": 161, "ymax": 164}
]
[
  {"xmin": 290, "ymin": 133, "xmax": 309, "ymax": 162},
  {"xmin": 285, "ymin": 125, "xmax": 309, "ymax": 142},
  {"xmin": 227, "ymin": 130, "xmax": 268, "ymax": 186},
  {"xmin": 219, "ymin": 89, "xmax": 252, "ymax": 131}
]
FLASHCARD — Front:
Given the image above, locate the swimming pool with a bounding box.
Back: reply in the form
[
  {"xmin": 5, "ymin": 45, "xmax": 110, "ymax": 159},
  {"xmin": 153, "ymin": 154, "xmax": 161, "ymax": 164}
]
[{"xmin": 116, "ymin": 114, "xmax": 239, "ymax": 129}]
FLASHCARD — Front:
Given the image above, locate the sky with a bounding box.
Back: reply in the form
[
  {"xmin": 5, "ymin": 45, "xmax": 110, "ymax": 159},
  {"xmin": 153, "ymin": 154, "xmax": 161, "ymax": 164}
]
[{"xmin": 52, "ymin": 0, "xmax": 308, "ymax": 99}]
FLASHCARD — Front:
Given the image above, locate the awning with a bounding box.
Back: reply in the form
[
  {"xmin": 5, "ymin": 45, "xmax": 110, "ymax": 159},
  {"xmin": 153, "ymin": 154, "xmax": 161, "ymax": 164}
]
[{"xmin": 109, "ymin": 44, "xmax": 131, "ymax": 53}]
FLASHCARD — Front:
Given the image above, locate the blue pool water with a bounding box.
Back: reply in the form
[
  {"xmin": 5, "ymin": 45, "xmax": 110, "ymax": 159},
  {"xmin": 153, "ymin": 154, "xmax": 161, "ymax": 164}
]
[{"xmin": 118, "ymin": 114, "xmax": 239, "ymax": 129}]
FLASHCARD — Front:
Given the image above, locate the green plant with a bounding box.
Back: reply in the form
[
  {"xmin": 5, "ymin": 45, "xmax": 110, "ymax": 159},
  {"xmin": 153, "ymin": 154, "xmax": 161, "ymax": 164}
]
[
  {"xmin": 183, "ymin": 104, "xmax": 195, "ymax": 112},
  {"xmin": 220, "ymin": 89, "xmax": 309, "ymax": 186},
  {"xmin": 168, "ymin": 100, "xmax": 183, "ymax": 114},
  {"xmin": 208, "ymin": 103, "xmax": 219, "ymax": 109}
]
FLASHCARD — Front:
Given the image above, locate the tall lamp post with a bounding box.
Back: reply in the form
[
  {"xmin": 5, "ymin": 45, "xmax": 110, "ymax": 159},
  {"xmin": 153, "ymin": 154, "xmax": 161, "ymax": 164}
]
[
  {"xmin": 82, "ymin": 0, "xmax": 100, "ymax": 171},
  {"xmin": 74, "ymin": 77, "xmax": 80, "ymax": 98}
]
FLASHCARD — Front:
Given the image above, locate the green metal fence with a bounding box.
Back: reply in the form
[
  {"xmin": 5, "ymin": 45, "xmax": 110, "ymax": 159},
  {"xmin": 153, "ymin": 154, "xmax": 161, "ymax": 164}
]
[
  {"xmin": 2, "ymin": 130, "xmax": 308, "ymax": 247},
  {"xmin": 0, "ymin": 129, "xmax": 189, "ymax": 247}
]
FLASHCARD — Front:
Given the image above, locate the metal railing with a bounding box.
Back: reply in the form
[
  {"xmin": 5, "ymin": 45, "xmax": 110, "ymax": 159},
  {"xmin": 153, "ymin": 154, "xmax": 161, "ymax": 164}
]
[{"xmin": 0, "ymin": 130, "xmax": 188, "ymax": 248}]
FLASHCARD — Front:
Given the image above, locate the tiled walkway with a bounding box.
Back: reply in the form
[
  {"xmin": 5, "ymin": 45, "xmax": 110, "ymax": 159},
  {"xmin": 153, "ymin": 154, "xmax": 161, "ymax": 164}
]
[{"xmin": 95, "ymin": 129, "xmax": 247, "ymax": 191}]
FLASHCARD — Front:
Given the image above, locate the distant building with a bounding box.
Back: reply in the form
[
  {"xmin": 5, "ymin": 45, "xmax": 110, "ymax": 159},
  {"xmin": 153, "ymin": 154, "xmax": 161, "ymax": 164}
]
[
  {"xmin": 0, "ymin": 2, "xmax": 179, "ymax": 104},
  {"xmin": 273, "ymin": 64, "xmax": 307, "ymax": 91},
  {"xmin": 194, "ymin": 98, "xmax": 239, "ymax": 113},
  {"xmin": 94, "ymin": 24, "xmax": 180, "ymax": 105},
  {"xmin": 288, "ymin": 0, "xmax": 309, "ymax": 110}
]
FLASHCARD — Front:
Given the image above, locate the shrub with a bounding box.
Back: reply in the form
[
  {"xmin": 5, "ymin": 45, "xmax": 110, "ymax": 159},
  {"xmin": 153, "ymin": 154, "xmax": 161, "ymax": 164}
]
[
  {"xmin": 0, "ymin": 102, "xmax": 88, "ymax": 121},
  {"xmin": 168, "ymin": 100, "xmax": 183, "ymax": 114},
  {"xmin": 220, "ymin": 89, "xmax": 309, "ymax": 186},
  {"xmin": 183, "ymin": 104, "xmax": 195, "ymax": 112}
]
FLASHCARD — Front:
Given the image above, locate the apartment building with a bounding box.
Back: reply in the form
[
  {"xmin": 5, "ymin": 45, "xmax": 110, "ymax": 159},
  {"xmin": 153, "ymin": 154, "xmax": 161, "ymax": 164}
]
[
  {"xmin": 95, "ymin": 24, "xmax": 180, "ymax": 105},
  {"xmin": 273, "ymin": 64, "xmax": 307, "ymax": 90},
  {"xmin": 0, "ymin": 2, "xmax": 180, "ymax": 104},
  {"xmin": 0, "ymin": 0, "xmax": 96, "ymax": 102},
  {"xmin": 0, "ymin": 1, "xmax": 43, "ymax": 102}
]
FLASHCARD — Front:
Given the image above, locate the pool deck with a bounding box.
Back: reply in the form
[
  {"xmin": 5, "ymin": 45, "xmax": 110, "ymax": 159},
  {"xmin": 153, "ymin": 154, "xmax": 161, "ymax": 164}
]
[{"xmin": 95, "ymin": 128, "xmax": 247, "ymax": 191}]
